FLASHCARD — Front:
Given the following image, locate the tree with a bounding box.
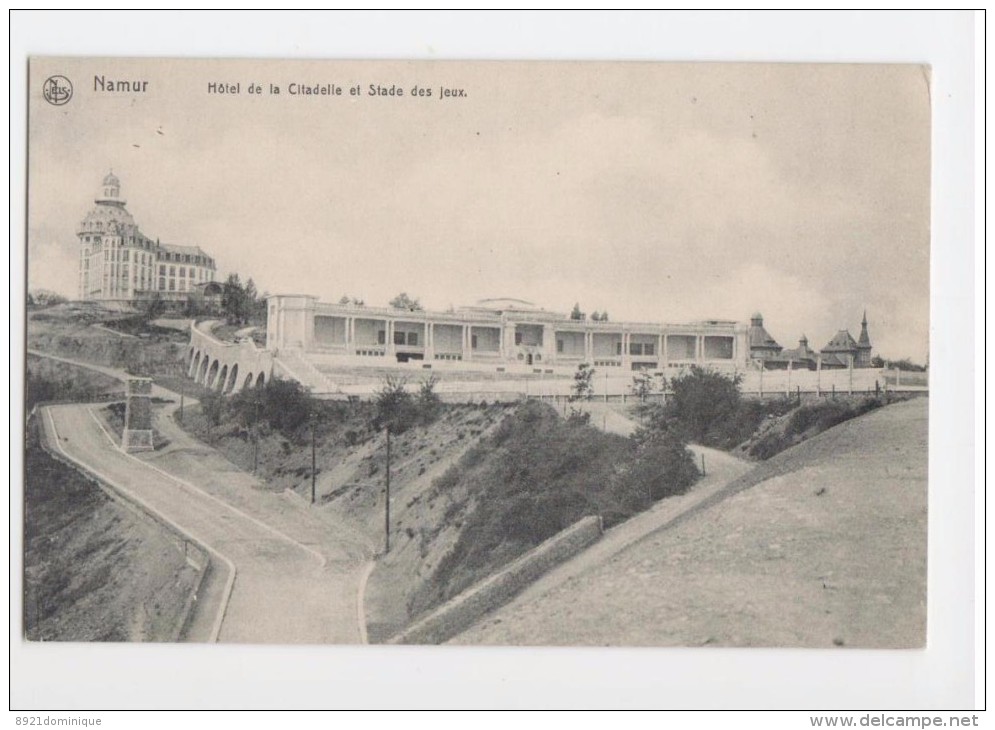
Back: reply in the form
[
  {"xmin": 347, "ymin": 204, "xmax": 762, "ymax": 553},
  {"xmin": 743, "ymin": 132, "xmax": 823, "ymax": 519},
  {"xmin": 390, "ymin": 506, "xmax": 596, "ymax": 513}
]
[
  {"xmin": 571, "ymin": 362, "xmax": 595, "ymax": 401},
  {"xmin": 570, "ymin": 303, "xmax": 585, "ymax": 321},
  {"xmin": 339, "ymin": 295, "xmax": 352, "ymax": 305},
  {"xmin": 599, "ymin": 310, "xmax": 609, "ymax": 322},
  {"xmin": 389, "ymin": 292, "xmax": 422, "ymax": 311},
  {"xmin": 870, "ymin": 355, "xmax": 885, "ymax": 368},
  {"xmin": 32, "ymin": 290, "xmax": 68, "ymax": 307},
  {"xmin": 631, "ymin": 371, "xmax": 653, "ymax": 401},
  {"xmin": 143, "ymin": 292, "xmax": 167, "ymax": 322},
  {"xmin": 650, "ymin": 366, "xmax": 743, "ymax": 445},
  {"xmin": 221, "ymin": 273, "xmax": 249, "ymax": 324},
  {"xmin": 244, "ymin": 278, "xmax": 259, "ymax": 316},
  {"xmin": 374, "ymin": 375, "xmax": 416, "ymax": 434},
  {"xmin": 417, "ymin": 375, "xmax": 443, "ymax": 424}
]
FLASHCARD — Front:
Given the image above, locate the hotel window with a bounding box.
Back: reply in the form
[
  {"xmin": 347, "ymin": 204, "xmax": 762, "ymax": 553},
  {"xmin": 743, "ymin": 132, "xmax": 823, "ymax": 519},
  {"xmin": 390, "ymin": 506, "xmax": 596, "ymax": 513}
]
[
  {"xmin": 515, "ymin": 332, "xmax": 523, "ymax": 345},
  {"xmin": 616, "ymin": 342, "xmax": 623, "ymax": 356},
  {"xmin": 472, "ymin": 334, "xmax": 478, "ymax": 349},
  {"xmin": 557, "ymin": 339, "xmax": 564, "ymax": 353},
  {"xmin": 159, "ymin": 265, "xmax": 166, "ymax": 275},
  {"xmin": 169, "ymin": 266, "xmax": 175, "ymax": 276},
  {"xmin": 377, "ymin": 330, "xmax": 386, "ymax": 345},
  {"xmin": 407, "ymin": 332, "xmax": 418, "ymax": 347},
  {"xmin": 393, "ymin": 331, "xmax": 406, "ymax": 346},
  {"xmin": 179, "ymin": 267, "xmax": 186, "ymax": 277},
  {"xmin": 169, "ymin": 280, "xmax": 175, "ymax": 291}
]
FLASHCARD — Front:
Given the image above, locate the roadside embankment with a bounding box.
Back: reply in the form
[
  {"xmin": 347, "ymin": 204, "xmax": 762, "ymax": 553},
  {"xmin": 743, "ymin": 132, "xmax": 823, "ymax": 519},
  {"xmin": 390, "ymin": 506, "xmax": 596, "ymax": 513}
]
[
  {"xmin": 24, "ymin": 415, "xmax": 203, "ymax": 641},
  {"xmin": 390, "ymin": 516, "xmax": 603, "ymax": 645}
]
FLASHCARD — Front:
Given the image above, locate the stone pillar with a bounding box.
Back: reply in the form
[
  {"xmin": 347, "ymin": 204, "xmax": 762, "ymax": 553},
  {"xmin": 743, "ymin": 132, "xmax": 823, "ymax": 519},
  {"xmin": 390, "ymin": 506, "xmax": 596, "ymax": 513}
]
[
  {"xmin": 542, "ymin": 325, "xmax": 554, "ymax": 365},
  {"xmin": 122, "ymin": 377, "xmax": 154, "ymax": 453},
  {"xmin": 425, "ymin": 322, "xmax": 435, "ymax": 361},
  {"xmin": 386, "ymin": 320, "xmax": 395, "ymax": 358},
  {"xmin": 585, "ymin": 331, "xmax": 594, "ymax": 362},
  {"xmin": 463, "ymin": 325, "xmax": 472, "ymax": 361},
  {"xmin": 621, "ymin": 332, "xmax": 631, "ymax": 370},
  {"xmin": 503, "ymin": 322, "xmax": 516, "ymax": 360},
  {"xmin": 662, "ymin": 333, "xmax": 669, "ymax": 370}
]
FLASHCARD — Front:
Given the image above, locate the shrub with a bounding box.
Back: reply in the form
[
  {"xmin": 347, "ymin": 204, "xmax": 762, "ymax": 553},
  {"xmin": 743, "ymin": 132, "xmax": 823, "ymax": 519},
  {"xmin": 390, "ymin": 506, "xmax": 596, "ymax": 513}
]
[
  {"xmin": 373, "ymin": 375, "xmax": 442, "ymax": 435},
  {"xmin": 664, "ymin": 366, "xmax": 743, "ymax": 445},
  {"xmin": 620, "ymin": 432, "xmax": 700, "ymax": 501},
  {"xmin": 410, "ymin": 400, "xmax": 700, "ymax": 617},
  {"xmin": 749, "ymin": 396, "xmax": 888, "ymax": 460}
]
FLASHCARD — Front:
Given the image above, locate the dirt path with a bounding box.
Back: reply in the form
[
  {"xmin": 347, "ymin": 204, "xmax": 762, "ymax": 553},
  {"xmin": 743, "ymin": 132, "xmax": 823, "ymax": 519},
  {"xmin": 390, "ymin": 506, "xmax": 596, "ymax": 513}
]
[{"xmin": 453, "ymin": 398, "xmax": 927, "ymax": 647}]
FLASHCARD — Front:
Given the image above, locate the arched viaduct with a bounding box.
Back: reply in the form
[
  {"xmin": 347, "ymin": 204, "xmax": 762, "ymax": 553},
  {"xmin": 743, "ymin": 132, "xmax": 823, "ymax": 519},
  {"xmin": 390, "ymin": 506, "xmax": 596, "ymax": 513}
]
[{"xmin": 187, "ymin": 321, "xmax": 276, "ymax": 395}]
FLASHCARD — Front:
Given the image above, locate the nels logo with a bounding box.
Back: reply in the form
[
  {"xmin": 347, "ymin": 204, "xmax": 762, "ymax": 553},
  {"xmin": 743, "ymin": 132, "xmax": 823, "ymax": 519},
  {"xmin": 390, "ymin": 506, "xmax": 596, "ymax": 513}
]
[{"xmin": 42, "ymin": 75, "xmax": 73, "ymax": 106}]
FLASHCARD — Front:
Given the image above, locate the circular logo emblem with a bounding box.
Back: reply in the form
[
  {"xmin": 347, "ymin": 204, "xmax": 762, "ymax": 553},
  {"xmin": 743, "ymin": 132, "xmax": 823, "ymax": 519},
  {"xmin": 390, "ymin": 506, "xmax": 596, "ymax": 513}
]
[{"xmin": 42, "ymin": 75, "xmax": 73, "ymax": 106}]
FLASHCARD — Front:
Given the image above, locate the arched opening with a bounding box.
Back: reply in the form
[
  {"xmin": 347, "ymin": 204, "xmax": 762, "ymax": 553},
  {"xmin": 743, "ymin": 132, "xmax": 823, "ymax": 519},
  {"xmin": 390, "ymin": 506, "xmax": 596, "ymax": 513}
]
[
  {"xmin": 217, "ymin": 364, "xmax": 229, "ymax": 392},
  {"xmin": 206, "ymin": 360, "xmax": 220, "ymax": 389},
  {"xmin": 244, "ymin": 372, "xmax": 254, "ymax": 390},
  {"xmin": 225, "ymin": 364, "xmax": 239, "ymax": 394},
  {"xmin": 190, "ymin": 351, "xmax": 201, "ymax": 379},
  {"xmin": 255, "ymin": 372, "xmax": 266, "ymax": 388}
]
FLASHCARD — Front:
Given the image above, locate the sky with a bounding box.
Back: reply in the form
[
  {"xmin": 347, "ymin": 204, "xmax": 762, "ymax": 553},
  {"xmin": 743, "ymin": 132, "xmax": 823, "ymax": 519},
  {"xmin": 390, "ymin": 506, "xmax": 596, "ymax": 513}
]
[{"xmin": 28, "ymin": 58, "xmax": 931, "ymax": 362}]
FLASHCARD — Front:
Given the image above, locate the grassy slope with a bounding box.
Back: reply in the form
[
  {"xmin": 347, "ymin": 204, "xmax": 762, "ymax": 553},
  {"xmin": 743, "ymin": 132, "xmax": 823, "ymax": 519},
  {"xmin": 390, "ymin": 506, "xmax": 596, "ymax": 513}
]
[
  {"xmin": 455, "ymin": 397, "xmax": 928, "ymax": 647},
  {"xmin": 366, "ymin": 402, "xmax": 699, "ymax": 641},
  {"xmin": 27, "ymin": 304, "xmax": 190, "ymax": 379},
  {"xmin": 23, "ymin": 419, "xmax": 200, "ymax": 641}
]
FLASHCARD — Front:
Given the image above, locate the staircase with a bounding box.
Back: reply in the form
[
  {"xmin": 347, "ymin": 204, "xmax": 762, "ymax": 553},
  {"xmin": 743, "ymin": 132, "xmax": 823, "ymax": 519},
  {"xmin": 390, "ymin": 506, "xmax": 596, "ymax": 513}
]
[{"xmin": 273, "ymin": 349, "xmax": 339, "ymax": 394}]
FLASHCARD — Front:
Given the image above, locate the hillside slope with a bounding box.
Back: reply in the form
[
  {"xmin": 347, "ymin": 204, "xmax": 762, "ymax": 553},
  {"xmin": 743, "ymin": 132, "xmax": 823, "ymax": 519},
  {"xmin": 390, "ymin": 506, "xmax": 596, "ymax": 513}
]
[
  {"xmin": 453, "ymin": 397, "xmax": 927, "ymax": 648},
  {"xmin": 24, "ymin": 418, "xmax": 200, "ymax": 641}
]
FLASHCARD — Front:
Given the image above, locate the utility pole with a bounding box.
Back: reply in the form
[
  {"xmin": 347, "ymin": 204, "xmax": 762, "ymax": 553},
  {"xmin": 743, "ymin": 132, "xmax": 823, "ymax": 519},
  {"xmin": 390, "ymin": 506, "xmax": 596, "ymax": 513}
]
[
  {"xmin": 253, "ymin": 399, "xmax": 260, "ymax": 475},
  {"xmin": 179, "ymin": 394, "xmax": 184, "ymax": 424},
  {"xmin": 310, "ymin": 412, "xmax": 317, "ymax": 505},
  {"xmin": 385, "ymin": 426, "xmax": 391, "ymax": 554}
]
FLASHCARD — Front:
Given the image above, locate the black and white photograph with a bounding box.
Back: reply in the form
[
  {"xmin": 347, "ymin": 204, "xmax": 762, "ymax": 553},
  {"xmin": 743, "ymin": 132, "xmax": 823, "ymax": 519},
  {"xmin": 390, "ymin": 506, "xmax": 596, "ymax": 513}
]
[{"xmin": 11, "ymin": 10, "xmax": 980, "ymax": 713}]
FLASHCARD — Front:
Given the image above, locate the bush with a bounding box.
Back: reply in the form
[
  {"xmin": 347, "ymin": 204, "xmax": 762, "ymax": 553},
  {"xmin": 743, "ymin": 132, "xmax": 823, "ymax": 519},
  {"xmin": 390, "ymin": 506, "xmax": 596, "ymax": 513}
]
[
  {"xmin": 635, "ymin": 368, "xmax": 799, "ymax": 450},
  {"xmin": 200, "ymin": 378, "xmax": 322, "ymax": 440},
  {"xmin": 787, "ymin": 396, "xmax": 884, "ymax": 437},
  {"xmin": 665, "ymin": 366, "xmax": 743, "ymax": 444},
  {"xmin": 748, "ymin": 396, "xmax": 888, "ymax": 460},
  {"xmin": 620, "ymin": 432, "xmax": 700, "ymax": 501}
]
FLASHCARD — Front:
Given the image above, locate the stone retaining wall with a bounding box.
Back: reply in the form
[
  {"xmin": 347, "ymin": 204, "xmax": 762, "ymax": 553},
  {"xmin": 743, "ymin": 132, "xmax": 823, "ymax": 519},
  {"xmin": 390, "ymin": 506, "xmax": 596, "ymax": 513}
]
[{"xmin": 389, "ymin": 515, "xmax": 603, "ymax": 645}]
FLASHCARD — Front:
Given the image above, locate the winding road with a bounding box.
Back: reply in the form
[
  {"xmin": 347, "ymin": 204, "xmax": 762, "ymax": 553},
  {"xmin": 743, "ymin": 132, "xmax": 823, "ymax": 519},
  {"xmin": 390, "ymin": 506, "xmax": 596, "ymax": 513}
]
[{"xmin": 33, "ymin": 352, "xmax": 375, "ymax": 644}]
